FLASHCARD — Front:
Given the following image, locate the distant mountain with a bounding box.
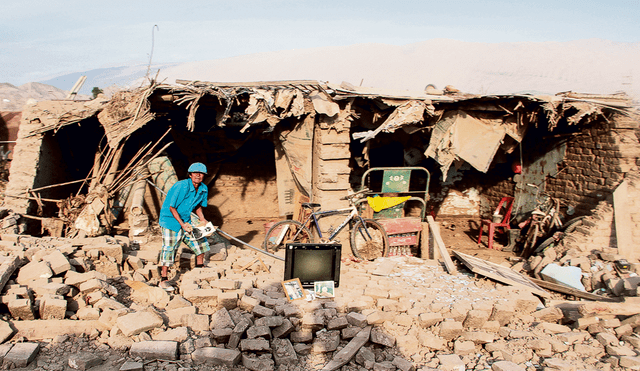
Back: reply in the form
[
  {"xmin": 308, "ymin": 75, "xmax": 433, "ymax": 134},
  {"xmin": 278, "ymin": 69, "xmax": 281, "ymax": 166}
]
[
  {"xmin": 3, "ymin": 39, "xmax": 639, "ymax": 111},
  {"xmin": 38, "ymin": 64, "xmax": 179, "ymax": 96},
  {"xmin": 0, "ymin": 82, "xmax": 80, "ymax": 111}
]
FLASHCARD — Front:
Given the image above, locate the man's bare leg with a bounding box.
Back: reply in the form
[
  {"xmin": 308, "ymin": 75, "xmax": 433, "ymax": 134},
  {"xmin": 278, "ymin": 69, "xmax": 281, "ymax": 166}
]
[{"xmin": 196, "ymin": 254, "xmax": 204, "ymax": 267}]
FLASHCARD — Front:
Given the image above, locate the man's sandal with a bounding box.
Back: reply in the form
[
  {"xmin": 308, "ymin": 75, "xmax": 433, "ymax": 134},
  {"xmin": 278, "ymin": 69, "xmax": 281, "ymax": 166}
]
[{"xmin": 159, "ymin": 280, "xmax": 174, "ymax": 292}]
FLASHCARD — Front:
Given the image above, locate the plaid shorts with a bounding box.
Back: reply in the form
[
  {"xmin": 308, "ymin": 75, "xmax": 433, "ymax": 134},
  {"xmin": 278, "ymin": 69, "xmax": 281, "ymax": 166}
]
[{"xmin": 160, "ymin": 226, "xmax": 210, "ymax": 267}]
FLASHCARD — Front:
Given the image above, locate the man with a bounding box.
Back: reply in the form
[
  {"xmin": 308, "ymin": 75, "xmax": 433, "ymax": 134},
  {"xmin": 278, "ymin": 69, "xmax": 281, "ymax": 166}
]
[{"xmin": 158, "ymin": 162, "xmax": 210, "ymax": 290}]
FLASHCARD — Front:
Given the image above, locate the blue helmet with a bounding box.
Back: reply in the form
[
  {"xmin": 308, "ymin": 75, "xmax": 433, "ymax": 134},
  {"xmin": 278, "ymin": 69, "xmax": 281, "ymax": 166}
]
[{"xmin": 188, "ymin": 162, "xmax": 207, "ymax": 174}]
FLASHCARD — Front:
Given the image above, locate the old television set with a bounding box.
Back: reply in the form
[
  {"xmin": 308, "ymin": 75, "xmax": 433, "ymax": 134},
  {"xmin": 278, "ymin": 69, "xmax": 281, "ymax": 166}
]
[{"xmin": 284, "ymin": 243, "xmax": 341, "ymax": 288}]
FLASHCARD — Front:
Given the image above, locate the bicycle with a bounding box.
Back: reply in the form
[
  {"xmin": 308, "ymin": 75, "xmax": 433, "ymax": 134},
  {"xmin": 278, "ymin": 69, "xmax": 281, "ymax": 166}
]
[
  {"xmin": 518, "ymin": 183, "xmax": 565, "ymax": 258},
  {"xmin": 262, "ymin": 188, "xmax": 390, "ymax": 260}
]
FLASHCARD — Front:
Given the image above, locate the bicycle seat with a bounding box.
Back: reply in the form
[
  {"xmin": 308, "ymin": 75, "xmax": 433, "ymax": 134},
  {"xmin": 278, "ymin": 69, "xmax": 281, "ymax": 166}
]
[{"xmin": 302, "ymin": 203, "xmax": 321, "ymax": 209}]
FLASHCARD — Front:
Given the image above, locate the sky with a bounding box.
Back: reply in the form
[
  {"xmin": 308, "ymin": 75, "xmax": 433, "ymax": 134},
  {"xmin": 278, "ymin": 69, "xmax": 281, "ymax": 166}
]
[{"xmin": 1, "ymin": 0, "xmax": 639, "ymax": 86}]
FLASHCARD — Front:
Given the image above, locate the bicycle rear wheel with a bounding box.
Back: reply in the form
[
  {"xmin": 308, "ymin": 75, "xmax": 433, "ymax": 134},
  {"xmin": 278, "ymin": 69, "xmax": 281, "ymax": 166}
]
[
  {"xmin": 263, "ymin": 220, "xmax": 313, "ymax": 253},
  {"xmin": 350, "ymin": 219, "xmax": 389, "ymax": 260},
  {"xmin": 520, "ymin": 223, "xmax": 540, "ymax": 258}
]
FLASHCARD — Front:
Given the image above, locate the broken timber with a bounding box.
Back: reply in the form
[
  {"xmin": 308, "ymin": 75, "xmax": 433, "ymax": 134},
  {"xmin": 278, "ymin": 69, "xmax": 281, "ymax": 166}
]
[
  {"xmin": 528, "ymin": 277, "xmax": 618, "ymax": 302},
  {"xmin": 426, "ymin": 216, "xmax": 456, "ymax": 273},
  {"xmin": 453, "ymin": 251, "xmax": 549, "ymax": 298}
]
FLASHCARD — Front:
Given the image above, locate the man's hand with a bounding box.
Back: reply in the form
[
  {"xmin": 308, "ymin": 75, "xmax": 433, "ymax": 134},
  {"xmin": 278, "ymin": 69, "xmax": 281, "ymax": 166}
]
[{"xmin": 182, "ymin": 224, "xmax": 193, "ymax": 233}]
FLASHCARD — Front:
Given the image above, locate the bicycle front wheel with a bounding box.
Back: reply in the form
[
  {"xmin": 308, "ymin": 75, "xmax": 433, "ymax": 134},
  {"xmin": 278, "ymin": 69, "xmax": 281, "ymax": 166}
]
[
  {"xmin": 263, "ymin": 220, "xmax": 313, "ymax": 253},
  {"xmin": 350, "ymin": 219, "xmax": 389, "ymax": 260}
]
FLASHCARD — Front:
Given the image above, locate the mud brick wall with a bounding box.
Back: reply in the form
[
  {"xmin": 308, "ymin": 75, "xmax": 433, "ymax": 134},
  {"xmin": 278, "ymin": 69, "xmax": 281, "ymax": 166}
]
[
  {"xmin": 478, "ymin": 163, "xmax": 517, "ymax": 218},
  {"xmin": 313, "ymin": 117, "xmax": 352, "ymax": 251},
  {"xmin": 546, "ymin": 114, "xmax": 640, "ymax": 216}
]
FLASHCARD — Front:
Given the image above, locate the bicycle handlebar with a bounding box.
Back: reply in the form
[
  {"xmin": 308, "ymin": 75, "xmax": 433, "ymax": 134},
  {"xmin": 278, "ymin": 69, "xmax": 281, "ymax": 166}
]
[{"xmin": 340, "ymin": 188, "xmax": 371, "ymax": 200}]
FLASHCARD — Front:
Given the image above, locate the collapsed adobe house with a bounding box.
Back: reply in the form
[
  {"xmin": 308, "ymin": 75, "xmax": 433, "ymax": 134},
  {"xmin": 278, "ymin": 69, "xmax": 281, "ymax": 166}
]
[
  {"xmin": 0, "ymin": 81, "xmax": 640, "ymax": 370},
  {"xmin": 3, "ymin": 81, "xmax": 639, "ymax": 249}
]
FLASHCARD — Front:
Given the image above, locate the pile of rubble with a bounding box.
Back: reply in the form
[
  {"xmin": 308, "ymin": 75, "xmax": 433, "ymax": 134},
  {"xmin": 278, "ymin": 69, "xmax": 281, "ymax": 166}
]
[
  {"xmin": 0, "ymin": 227, "xmax": 640, "ymax": 370},
  {"xmin": 514, "ymin": 200, "xmax": 639, "ymax": 300}
]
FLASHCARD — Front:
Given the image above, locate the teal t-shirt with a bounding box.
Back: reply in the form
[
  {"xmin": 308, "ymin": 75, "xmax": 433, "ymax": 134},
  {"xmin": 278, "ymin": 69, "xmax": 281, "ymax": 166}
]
[{"xmin": 159, "ymin": 179, "xmax": 208, "ymax": 232}]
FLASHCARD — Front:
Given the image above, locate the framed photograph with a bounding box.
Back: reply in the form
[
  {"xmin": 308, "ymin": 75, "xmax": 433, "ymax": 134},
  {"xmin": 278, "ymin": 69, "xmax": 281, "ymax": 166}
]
[
  {"xmin": 282, "ymin": 278, "xmax": 305, "ymax": 301},
  {"xmin": 314, "ymin": 280, "xmax": 335, "ymax": 298}
]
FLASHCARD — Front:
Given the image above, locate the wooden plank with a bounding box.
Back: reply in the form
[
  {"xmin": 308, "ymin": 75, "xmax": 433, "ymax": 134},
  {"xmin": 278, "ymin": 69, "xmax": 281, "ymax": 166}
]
[
  {"xmin": 452, "ymin": 250, "xmax": 549, "ymax": 297},
  {"xmin": 426, "ymin": 216, "xmax": 456, "ymax": 273},
  {"xmin": 421, "ymin": 222, "xmax": 430, "ymax": 259},
  {"xmin": 577, "ymin": 301, "xmax": 640, "ymax": 317},
  {"xmin": 528, "ymin": 277, "xmax": 617, "ymax": 302},
  {"xmin": 613, "ymin": 180, "xmax": 634, "ymax": 260}
]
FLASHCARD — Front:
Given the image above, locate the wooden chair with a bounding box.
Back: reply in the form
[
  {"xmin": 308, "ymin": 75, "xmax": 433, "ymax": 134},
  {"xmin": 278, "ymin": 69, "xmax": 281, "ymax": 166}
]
[{"xmin": 477, "ymin": 197, "xmax": 514, "ymax": 250}]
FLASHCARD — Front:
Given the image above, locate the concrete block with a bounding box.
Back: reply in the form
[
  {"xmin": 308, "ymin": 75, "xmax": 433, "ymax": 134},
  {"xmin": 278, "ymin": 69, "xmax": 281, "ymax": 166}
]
[
  {"xmin": 327, "ymin": 316, "xmax": 348, "ymax": 331},
  {"xmin": 356, "ymin": 346, "xmax": 376, "ymax": 369},
  {"xmin": 68, "ymin": 354, "xmax": 104, "ymax": 370},
  {"xmin": 252, "ymin": 304, "xmax": 276, "ymax": 318},
  {"xmin": 491, "ymin": 360, "xmax": 526, "ymax": 371},
  {"xmin": 439, "ymin": 321, "xmax": 463, "ymax": 340},
  {"xmin": 242, "ymin": 354, "xmax": 274, "ymax": 371},
  {"xmin": 463, "ymin": 309, "xmax": 490, "ymax": 329},
  {"xmin": 79, "ymin": 278, "xmax": 117, "ymax": 296},
  {"xmin": 453, "ymin": 340, "xmax": 475, "ymax": 355},
  {"xmin": 418, "ymin": 312, "xmax": 443, "ymax": 328},
  {"xmin": 152, "ymin": 327, "xmax": 189, "ymax": 342},
  {"xmin": 271, "ymin": 318, "xmax": 294, "ymax": 338},
  {"xmin": 240, "ymin": 339, "xmax": 271, "ymax": 352},
  {"xmin": 16, "ymin": 261, "xmax": 52, "ymax": 284},
  {"xmin": 301, "ymin": 313, "xmax": 324, "ymax": 331},
  {"xmin": 619, "ymin": 356, "xmax": 640, "ymax": 369},
  {"xmin": 182, "ymin": 313, "xmax": 209, "ymax": 333},
  {"xmin": 64, "ymin": 271, "xmax": 107, "ymax": 287},
  {"xmin": 311, "ymin": 330, "xmax": 340, "ymax": 353},
  {"xmin": 271, "ymin": 338, "xmax": 297, "ymax": 366},
  {"xmin": 191, "ymin": 347, "xmax": 241, "ymax": 367},
  {"xmin": 254, "ymin": 316, "xmax": 284, "ymax": 328},
  {"xmin": 346, "ymin": 312, "xmax": 367, "ymax": 327},
  {"xmin": 116, "ymin": 311, "xmax": 164, "ymax": 337},
  {"xmin": 165, "ymin": 306, "xmax": 197, "ymax": 328},
  {"xmin": 238, "ymin": 295, "xmax": 259, "ymax": 312},
  {"xmin": 489, "ymin": 303, "xmax": 515, "ymax": 326},
  {"xmin": 228, "ymin": 318, "xmax": 252, "ymax": 349},
  {"xmin": 119, "ymin": 360, "xmax": 143, "ymax": 371},
  {"xmin": 370, "ymin": 327, "xmax": 395, "ymax": 347},
  {"xmin": 437, "ymin": 354, "xmax": 465, "ymax": 371},
  {"xmin": 246, "ymin": 325, "xmax": 271, "ymax": 340},
  {"xmin": 211, "ymin": 328, "xmax": 232, "ymax": 343},
  {"xmin": 8, "ymin": 298, "xmax": 35, "ymax": 320},
  {"xmin": 217, "ymin": 291, "xmax": 238, "ymax": 309},
  {"xmin": 3, "ymin": 342, "xmax": 39, "ymax": 368},
  {"xmin": 210, "ymin": 307, "xmax": 235, "ymax": 330},
  {"xmin": 392, "ymin": 356, "xmax": 415, "ymax": 371},
  {"xmin": 0, "ymin": 321, "xmax": 14, "ymax": 344},
  {"xmin": 531, "ymin": 307, "xmax": 563, "ymax": 322},
  {"xmin": 129, "ymin": 340, "xmax": 178, "ymax": 360},
  {"xmin": 40, "ymin": 297, "xmax": 67, "ymax": 319},
  {"xmin": 44, "ymin": 250, "xmax": 72, "ymax": 275}
]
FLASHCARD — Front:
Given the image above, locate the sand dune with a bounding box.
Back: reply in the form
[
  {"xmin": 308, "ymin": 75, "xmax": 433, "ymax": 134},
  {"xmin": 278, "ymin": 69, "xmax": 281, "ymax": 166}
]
[{"xmin": 151, "ymin": 39, "xmax": 640, "ymax": 99}]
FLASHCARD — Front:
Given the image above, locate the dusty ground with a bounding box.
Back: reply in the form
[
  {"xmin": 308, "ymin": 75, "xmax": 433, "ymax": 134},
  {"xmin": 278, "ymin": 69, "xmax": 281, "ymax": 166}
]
[{"xmin": 215, "ymin": 216, "xmax": 516, "ymax": 265}]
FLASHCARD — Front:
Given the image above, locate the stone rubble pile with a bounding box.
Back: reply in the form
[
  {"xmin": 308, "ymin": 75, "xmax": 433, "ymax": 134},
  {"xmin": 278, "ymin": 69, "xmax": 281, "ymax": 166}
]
[
  {"xmin": 0, "ymin": 229, "xmax": 637, "ymax": 370},
  {"xmin": 515, "ymin": 200, "xmax": 640, "ymax": 300}
]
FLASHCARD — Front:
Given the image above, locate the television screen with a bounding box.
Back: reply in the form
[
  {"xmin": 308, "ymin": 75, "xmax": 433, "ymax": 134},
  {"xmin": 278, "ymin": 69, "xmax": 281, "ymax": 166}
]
[{"xmin": 284, "ymin": 243, "xmax": 341, "ymax": 288}]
